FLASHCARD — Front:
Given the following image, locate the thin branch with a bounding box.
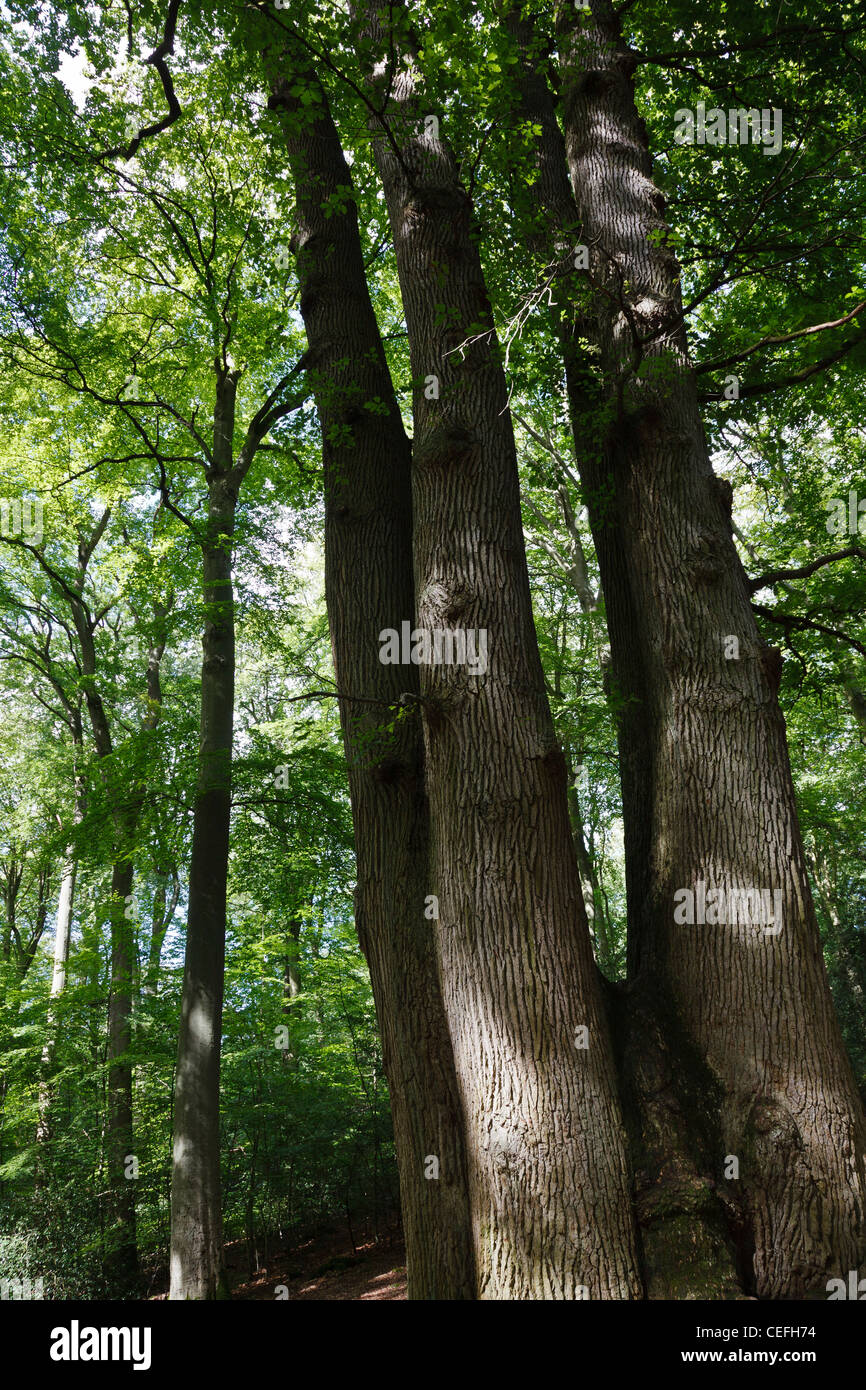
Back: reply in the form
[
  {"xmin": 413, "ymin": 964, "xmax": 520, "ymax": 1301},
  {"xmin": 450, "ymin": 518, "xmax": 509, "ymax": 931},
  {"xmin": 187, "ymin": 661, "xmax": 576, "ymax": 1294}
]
[
  {"xmin": 96, "ymin": 0, "xmax": 184, "ymax": 163},
  {"xmin": 699, "ymin": 330, "xmax": 866, "ymax": 402},
  {"xmin": 696, "ymin": 301, "xmax": 866, "ymax": 376},
  {"xmin": 752, "ymin": 603, "xmax": 866, "ymax": 658},
  {"xmin": 748, "ymin": 546, "xmax": 866, "ymax": 593}
]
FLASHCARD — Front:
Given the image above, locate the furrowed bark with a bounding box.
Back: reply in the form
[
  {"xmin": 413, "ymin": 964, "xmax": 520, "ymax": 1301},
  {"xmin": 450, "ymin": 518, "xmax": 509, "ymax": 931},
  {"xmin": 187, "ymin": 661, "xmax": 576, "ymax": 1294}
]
[
  {"xmin": 505, "ymin": 5, "xmax": 742, "ymax": 1297},
  {"xmin": 266, "ymin": 48, "xmax": 475, "ymax": 1299},
  {"xmin": 555, "ymin": 0, "xmax": 866, "ymax": 1296},
  {"xmin": 357, "ymin": 0, "xmax": 641, "ymax": 1299},
  {"xmin": 502, "ymin": 5, "xmax": 654, "ymax": 979}
]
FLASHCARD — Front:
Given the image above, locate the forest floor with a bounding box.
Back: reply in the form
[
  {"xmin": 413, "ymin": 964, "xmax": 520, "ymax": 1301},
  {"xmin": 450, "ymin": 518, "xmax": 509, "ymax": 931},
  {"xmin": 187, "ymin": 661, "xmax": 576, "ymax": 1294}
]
[
  {"xmin": 149, "ymin": 1224, "xmax": 407, "ymax": 1299},
  {"xmin": 228, "ymin": 1228, "xmax": 407, "ymax": 1301}
]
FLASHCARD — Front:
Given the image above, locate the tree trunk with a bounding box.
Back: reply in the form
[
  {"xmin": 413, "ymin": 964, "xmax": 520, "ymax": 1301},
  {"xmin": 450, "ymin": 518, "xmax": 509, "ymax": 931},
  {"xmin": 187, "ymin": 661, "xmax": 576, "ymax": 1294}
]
[
  {"xmin": 169, "ymin": 368, "xmax": 240, "ymax": 1300},
  {"xmin": 144, "ymin": 867, "xmax": 179, "ymax": 996},
  {"xmin": 72, "ymin": 549, "xmax": 142, "ymax": 1288},
  {"xmin": 554, "ymin": 0, "xmax": 866, "ymax": 1295},
  {"xmin": 104, "ymin": 856, "xmax": 138, "ymax": 1288},
  {"xmin": 281, "ymin": 912, "xmax": 301, "ymax": 1072},
  {"xmin": 358, "ymin": 0, "xmax": 641, "ymax": 1298},
  {"xmin": 36, "ymin": 761, "xmax": 85, "ymax": 1149},
  {"xmin": 266, "ymin": 45, "xmax": 476, "ymax": 1299},
  {"xmin": 504, "ymin": 3, "xmax": 655, "ymax": 978},
  {"xmin": 562, "ymin": 745, "xmax": 612, "ymax": 967},
  {"xmin": 505, "ymin": 5, "xmax": 741, "ymax": 1295}
]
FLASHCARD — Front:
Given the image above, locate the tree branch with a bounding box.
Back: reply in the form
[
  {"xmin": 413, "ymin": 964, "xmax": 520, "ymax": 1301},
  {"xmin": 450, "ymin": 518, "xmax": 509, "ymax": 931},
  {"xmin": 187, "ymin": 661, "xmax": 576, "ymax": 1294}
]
[
  {"xmin": 748, "ymin": 546, "xmax": 866, "ymax": 593},
  {"xmin": 752, "ymin": 603, "xmax": 866, "ymax": 658},
  {"xmin": 97, "ymin": 0, "xmax": 184, "ymax": 163}
]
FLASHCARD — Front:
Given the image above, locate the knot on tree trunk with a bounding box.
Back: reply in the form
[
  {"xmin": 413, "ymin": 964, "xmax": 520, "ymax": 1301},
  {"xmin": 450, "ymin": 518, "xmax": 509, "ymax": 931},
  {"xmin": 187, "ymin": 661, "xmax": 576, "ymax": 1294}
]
[{"xmin": 413, "ymin": 424, "xmax": 475, "ymax": 471}]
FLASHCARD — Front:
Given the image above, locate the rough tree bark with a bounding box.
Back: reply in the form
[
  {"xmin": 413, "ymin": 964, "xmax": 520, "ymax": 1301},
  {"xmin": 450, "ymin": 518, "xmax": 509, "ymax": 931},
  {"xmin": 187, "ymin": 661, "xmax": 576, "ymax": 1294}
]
[
  {"xmin": 265, "ymin": 37, "xmax": 476, "ymax": 1298},
  {"xmin": 505, "ymin": 4, "xmax": 741, "ymax": 1296},
  {"xmin": 356, "ymin": 0, "xmax": 642, "ymax": 1298},
  {"xmin": 551, "ymin": 0, "xmax": 866, "ymax": 1296},
  {"xmin": 503, "ymin": 5, "xmax": 654, "ymax": 971}
]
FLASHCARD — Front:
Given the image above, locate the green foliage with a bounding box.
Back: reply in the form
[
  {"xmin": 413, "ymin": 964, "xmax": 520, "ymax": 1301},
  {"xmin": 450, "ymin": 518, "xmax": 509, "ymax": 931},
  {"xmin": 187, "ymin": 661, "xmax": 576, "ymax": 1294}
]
[{"xmin": 0, "ymin": 0, "xmax": 863, "ymax": 1297}]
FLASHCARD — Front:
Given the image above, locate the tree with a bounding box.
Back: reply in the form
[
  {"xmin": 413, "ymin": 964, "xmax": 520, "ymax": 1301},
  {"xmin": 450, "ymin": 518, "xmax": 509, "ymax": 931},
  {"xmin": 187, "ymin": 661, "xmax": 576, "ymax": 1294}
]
[
  {"xmin": 1, "ymin": 0, "xmax": 864, "ymax": 1304},
  {"xmin": 263, "ymin": 27, "xmax": 475, "ymax": 1298},
  {"xmin": 551, "ymin": 0, "xmax": 865, "ymax": 1294},
  {"xmin": 351, "ymin": 0, "xmax": 641, "ymax": 1297}
]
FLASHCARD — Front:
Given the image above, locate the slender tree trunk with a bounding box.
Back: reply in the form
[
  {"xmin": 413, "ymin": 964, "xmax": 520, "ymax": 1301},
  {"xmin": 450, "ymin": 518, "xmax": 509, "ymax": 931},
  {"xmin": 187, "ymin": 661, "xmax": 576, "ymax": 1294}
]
[
  {"xmin": 281, "ymin": 912, "xmax": 301, "ymax": 1072},
  {"xmin": 104, "ymin": 855, "xmax": 137, "ymax": 1287},
  {"xmin": 74, "ymin": 589, "xmax": 169, "ymax": 1287},
  {"xmin": 170, "ymin": 368, "xmax": 240, "ymax": 1300},
  {"xmin": 283, "ymin": 919, "xmax": 300, "ymax": 1005},
  {"xmin": 562, "ymin": 746, "xmax": 610, "ymax": 963},
  {"xmin": 72, "ymin": 548, "xmax": 142, "ymax": 1286},
  {"xmin": 49, "ymin": 850, "xmax": 77, "ymax": 1002},
  {"xmin": 144, "ymin": 867, "xmax": 179, "ymax": 996},
  {"xmin": 358, "ymin": 0, "xmax": 641, "ymax": 1298},
  {"xmin": 266, "ymin": 45, "xmax": 476, "ymax": 1298},
  {"xmin": 36, "ymin": 762, "xmax": 85, "ymax": 1150},
  {"xmin": 553, "ymin": 0, "xmax": 866, "ymax": 1295}
]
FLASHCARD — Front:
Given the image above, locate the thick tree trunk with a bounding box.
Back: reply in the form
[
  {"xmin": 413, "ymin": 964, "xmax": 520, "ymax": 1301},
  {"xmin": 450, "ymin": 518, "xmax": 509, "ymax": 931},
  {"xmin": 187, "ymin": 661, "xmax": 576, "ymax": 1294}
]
[
  {"xmin": 843, "ymin": 676, "xmax": 866, "ymax": 732},
  {"xmin": 504, "ymin": 4, "xmax": 654, "ymax": 974},
  {"xmin": 358, "ymin": 0, "xmax": 641, "ymax": 1299},
  {"xmin": 267, "ymin": 50, "xmax": 475, "ymax": 1299},
  {"xmin": 554, "ymin": 0, "xmax": 866, "ymax": 1295},
  {"xmin": 506, "ymin": 6, "xmax": 741, "ymax": 1295},
  {"xmin": 170, "ymin": 369, "xmax": 240, "ymax": 1300}
]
